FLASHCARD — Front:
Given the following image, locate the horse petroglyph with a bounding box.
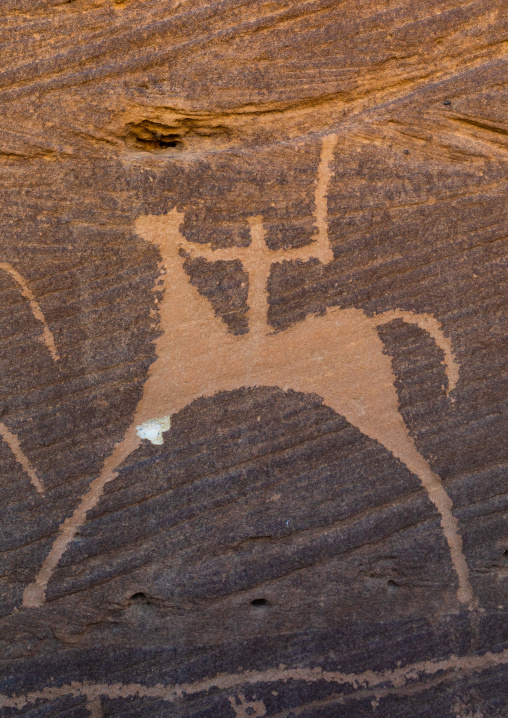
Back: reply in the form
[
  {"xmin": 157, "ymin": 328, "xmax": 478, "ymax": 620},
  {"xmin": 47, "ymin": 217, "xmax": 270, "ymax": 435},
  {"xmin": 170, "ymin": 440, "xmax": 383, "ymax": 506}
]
[
  {"xmin": 0, "ymin": 262, "xmax": 59, "ymax": 495},
  {"xmin": 22, "ymin": 133, "xmax": 474, "ymax": 610}
]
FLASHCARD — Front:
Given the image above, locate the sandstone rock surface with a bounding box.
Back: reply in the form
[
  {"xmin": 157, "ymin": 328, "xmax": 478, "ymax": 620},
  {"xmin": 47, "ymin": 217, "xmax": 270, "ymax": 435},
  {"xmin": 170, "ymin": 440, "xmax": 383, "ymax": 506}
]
[{"xmin": 0, "ymin": 0, "xmax": 507, "ymax": 716}]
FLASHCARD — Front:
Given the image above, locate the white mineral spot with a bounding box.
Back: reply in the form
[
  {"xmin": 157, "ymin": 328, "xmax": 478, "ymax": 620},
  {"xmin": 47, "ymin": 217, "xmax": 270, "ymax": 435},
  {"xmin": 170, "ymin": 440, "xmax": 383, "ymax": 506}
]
[{"xmin": 136, "ymin": 416, "xmax": 171, "ymax": 445}]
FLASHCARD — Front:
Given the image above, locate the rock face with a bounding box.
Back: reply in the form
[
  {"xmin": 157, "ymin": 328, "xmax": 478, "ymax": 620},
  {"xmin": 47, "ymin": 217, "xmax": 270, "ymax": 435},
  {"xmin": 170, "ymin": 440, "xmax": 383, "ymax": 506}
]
[{"xmin": 0, "ymin": 1, "xmax": 507, "ymax": 715}]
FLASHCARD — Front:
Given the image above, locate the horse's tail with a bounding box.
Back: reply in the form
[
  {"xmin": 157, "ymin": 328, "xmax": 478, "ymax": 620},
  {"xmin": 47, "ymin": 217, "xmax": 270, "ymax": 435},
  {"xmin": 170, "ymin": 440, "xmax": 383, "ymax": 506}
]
[{"xmin": 372, "ymin": 310, "xmax": 459, "ymax": 397}]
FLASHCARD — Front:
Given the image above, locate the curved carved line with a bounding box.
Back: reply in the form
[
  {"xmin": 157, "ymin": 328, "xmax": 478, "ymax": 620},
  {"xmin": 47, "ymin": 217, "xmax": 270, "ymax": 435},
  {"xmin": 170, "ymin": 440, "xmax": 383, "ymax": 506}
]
[
  {"xmin": 0, "ymin": 263, "xmax": 59, "ymax": 497},
  {"xmin": 374, "ymin": 309, "xmax": 459, "ymax": 395},
  {"xmin": 0, "ymin": 422, "xmax": 44, "ymax": 495},
  {"xmin": 0, "ymin": 262, "xmax": 59, "ymax": 362}
]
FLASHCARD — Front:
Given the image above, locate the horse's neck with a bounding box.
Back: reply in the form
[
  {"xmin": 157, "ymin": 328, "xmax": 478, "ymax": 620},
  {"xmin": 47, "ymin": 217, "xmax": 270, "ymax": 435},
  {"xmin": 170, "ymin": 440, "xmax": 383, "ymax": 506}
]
[
  {"xmin": 135, "ymin": 210, "xmax": 270, "ymax": 416},
  {"xmin": 158, "ymin": 253, "xmax": 226, "ymax": 353},
  {"xmin": 135, "ymin": 210, "xmax": 222, "ymax": 344}
]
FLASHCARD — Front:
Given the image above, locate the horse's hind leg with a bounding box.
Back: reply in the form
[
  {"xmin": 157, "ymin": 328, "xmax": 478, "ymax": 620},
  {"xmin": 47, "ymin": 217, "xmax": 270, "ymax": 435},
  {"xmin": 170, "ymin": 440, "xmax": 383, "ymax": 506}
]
[
  {"xmin": 370, "ymin": 417, "xmax": 474, "ymax": 607},
  {"xmin": 367, "ymin": 312, "xmax": 473, "ymax": 605},
  {"xmin": 306, "ymin": 311, "xmax": 474, "ymax": 608}
]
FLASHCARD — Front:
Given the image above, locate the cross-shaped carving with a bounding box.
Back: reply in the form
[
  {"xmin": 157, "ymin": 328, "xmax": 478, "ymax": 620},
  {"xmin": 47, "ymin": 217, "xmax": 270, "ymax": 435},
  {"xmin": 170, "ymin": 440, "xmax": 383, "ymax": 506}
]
[
  {"xmin": 179, "ymin": 215, "xmax": 333, "ymax": 333},
  {"xmin": 177, "ymin": 134, "xmax": 336, "ymax": 332}
]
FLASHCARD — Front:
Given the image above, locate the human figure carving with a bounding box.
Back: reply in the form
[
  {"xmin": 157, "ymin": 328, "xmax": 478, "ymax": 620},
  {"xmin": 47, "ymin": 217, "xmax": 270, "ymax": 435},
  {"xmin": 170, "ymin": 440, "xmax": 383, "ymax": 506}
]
[{"xmin": 23, "ymin": 135, "xmax": 473, "ymax": 609}]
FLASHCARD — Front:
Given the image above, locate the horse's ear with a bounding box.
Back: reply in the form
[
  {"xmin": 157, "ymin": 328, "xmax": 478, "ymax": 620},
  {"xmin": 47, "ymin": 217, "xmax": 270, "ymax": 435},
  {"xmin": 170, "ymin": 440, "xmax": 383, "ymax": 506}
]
[{"xmin": 134, "ymin": 208, "xmax": 184, "ymax": 249}]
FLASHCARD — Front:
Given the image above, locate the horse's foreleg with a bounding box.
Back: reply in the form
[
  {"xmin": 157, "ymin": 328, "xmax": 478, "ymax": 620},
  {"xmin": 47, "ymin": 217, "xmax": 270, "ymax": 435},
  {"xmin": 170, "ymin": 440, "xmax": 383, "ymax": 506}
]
[{"xmin": 23, "ymin": 425, "xmax": 141, "ymax": 608}]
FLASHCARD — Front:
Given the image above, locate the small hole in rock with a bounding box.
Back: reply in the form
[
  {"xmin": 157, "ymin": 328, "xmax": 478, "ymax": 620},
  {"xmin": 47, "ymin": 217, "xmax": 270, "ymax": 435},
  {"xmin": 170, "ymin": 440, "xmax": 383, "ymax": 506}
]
[
  {"xmin": 128, "ymin": 592, "xmax": 151, "ymax": 604},
  {"xmin": 251, "ymin": 598, "xmax": 268, "ymax": 607},
  {"xmin": 387, "ymin": 579, "xmax": 399, "ymax": 587}
]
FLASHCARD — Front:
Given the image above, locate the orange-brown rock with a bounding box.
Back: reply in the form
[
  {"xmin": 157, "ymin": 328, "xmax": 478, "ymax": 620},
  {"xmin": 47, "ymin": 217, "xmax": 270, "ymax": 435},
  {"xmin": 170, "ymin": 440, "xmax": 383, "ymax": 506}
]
[{"xmin": 0, "ymin": 1, "xmax": 507, "ymax": 716}]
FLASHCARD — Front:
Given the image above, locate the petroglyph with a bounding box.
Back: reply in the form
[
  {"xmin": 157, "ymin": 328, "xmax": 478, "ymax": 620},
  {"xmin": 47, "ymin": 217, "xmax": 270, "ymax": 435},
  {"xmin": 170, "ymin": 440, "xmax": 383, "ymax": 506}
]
[
  {"xmin": 0, "ymin": 263, "xmax": 58, "ymax": 495},
  {"xmin": 23, "ymin": 134, "xmax": 473, "ymax": 610},
  {"xmin": 1, "ymin": 647, "xmax": 507, "ymax": 714},
  {"xmin": 0, "ymin": 422, "xmax": 44, "ymax": 495},
  {"xmin": 0, "ymin": 263, "xmax": 59, "ymax": 362}
]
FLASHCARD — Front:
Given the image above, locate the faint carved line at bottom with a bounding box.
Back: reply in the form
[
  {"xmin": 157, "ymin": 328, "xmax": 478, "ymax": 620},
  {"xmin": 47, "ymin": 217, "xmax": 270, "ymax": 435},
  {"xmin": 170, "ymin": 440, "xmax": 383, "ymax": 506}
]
[{"xmin": 1, "ymin": 647, "xmax": 507, "ymax": 714}]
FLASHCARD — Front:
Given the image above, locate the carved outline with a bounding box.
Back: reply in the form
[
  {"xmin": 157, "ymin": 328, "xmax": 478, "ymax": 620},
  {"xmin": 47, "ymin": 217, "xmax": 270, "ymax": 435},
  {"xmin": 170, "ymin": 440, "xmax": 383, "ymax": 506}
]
[
  {"xmin": 23, "ymin": 134, "xmax": 473, "ymax": 609},
  {"xmin": 0, "ymin": 263, "xmax": 59, "ymax": 494}
]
